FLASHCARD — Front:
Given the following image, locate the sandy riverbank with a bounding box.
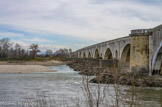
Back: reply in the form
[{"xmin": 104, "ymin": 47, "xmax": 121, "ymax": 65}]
[
  {"xmin": 0, "ymin": 65, "xmax": 56, "ymax": 73},
  {"xmin": 0, "ymin": 60, "xmax": 70, "ymax": 73},
  {"xmin": 0, "ymin": 60, "xmax": 69, "ymax": 66}
]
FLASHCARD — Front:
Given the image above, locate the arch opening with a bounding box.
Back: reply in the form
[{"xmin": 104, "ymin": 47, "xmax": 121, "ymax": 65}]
[
  {"xmin": 100, "ymin": 53, "xmax": 103, "ymax": 59},
  {"xmin": 94, "ymin": 49, "xmax": 100, "ymax": 59},
  {"xmin": 153, "ymin": 46, "xmax": 162, "ymax": 75},
  {"xmin": 115, "ymin": 50, "xmax": 118, "ymax": 59},
  {"xmin": 104, "ymin": 48, "xmax": 113, "ymax": 60},
  {"xmin": 88, "ymin": 52, "xmax": 91, "ymax": 58},
  {"xmin": 120, "ymin": 44, "xmax": 130, "ymax": 63},
  {"xmin": 83, "ymin": 52, "xmax": 86, "ymax": 58},
  {"xmin": 79, "ymin": 52, "xmax": 82, "ymax": 58},
  {"xmin": 161, "ymin": 63, "xmax": 162, "ymax": 74}
]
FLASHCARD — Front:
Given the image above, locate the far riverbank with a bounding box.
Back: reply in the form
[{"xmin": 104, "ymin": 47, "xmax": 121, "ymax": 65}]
[
  {"xmin": 0, "ymin": 58, "xmax": 71, "ymax": 73},
  {"xmin": 0, "ymin": 60, "xmax": 70, "ymax": 66},
  {"xmin": 0, "ymin": 65, "xmax": 56, "ymax": 73}
]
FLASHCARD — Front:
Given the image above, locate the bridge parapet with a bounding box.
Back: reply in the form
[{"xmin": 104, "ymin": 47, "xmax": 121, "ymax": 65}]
[{"xmin": 130, "ymin": 29, "xmax": 152, "ymax": 36}]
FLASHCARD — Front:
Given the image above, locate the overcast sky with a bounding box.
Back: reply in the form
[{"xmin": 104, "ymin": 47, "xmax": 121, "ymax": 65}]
[{"xmin": 0, "ymin": 0, "xmax": 162, "ymax": 52}]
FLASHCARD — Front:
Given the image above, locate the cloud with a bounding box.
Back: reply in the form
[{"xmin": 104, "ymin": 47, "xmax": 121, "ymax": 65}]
[
  {"xmin": 0, "ymin": 0, "xmax": 162, "ymax": 42},
  {"xmin": 0, "ymin": 32, "xmax": 24, "ymax": 37},
  {"xmin": 22, "ymin": 38, "xmax": 54, "ymax": 43},
  {"xmin": 70, "ymin": 44, "xmax": 86, "ymax": 48}
]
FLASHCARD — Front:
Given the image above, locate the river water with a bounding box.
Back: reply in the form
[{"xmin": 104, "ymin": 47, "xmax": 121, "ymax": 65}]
[{"xmin": 0, "ymin": 65, "xmax": 161, "ymax": 107}]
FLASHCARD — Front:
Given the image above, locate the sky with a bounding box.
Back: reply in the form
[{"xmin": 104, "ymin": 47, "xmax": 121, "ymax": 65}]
[{"xmin": 0, "ymin": 0, "xmax": 162, "ymax": 53}]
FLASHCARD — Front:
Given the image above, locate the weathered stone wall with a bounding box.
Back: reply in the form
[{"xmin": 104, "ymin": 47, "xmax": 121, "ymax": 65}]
[
  {"xmin": 130, "ymin": 35, "xmax": 149, "ymax": 72},
  {"xmin": 74, "ymin": 36, "xmax": 130, "ymax": 60},
  {"xmin": 74, "ymin": 58, "xmax": 117, "ymax": 68}
]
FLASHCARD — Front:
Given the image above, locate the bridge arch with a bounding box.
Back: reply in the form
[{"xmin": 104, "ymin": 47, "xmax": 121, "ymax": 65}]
[
  {"xmin": 115, "ymin": 50, "xmax": 118, "ymax": 59},
  {"xmin": 94, "ymin": 49, "xmax": 100, "ymax": 59},
  {"xmin": 88, "ymin": 52, "xmax": 91, "ymax": 58},
  {"xmin": 120, "ymin": 44, "xmax": 130, "ymax": 63},
  {"xmin": 79, "ymin": 52, "xmax": 82, "ymax": 58},
  {"xmin": 104, "ymin": 48, "xmax": 113, "ymax": 60},
  {"xmin": 152, "ymin": 42, "xmax": 162, "ymax": 75},
  {"xmin": 83, "ymin": 52, "xmax": 86, "ymax": 58},
  {"xmin": 100, "ymin": 53, "xmax": 103, "ymax": 59}
]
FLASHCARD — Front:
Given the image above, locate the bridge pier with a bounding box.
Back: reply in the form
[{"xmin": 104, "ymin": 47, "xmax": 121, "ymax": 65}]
[{"xmin": 130, "ymin": 29, "xmax": 151, "ymax": 73}]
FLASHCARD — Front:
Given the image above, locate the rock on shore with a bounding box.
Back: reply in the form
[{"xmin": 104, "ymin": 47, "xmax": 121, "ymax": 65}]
[
  {"xmin": 68, "ymin": 60, "xmax": 162, "ymax": 87},
  {"xmin": 90, "ymin": 74, "xmax": 162, "ymax": 87}
]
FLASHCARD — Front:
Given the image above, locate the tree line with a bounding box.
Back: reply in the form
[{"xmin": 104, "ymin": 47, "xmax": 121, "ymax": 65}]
[
  {"xmin": 0, "ymin": 38, "xmax": 72, "ymax": 59},
  {"xmin": 0, "ymin": 38, "xmax": 40, "ymax": 59}
]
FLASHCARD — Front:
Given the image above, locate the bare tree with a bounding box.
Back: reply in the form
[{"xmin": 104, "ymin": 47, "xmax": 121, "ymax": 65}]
[
  {"xmin": 46, "ymin": 49, "xmax": 53, "ymax": 57},
  {"xmin": 69, "ymin": 49, "xmax": 72, "ymax": 53},
  {"xmin": 54, "ymin": 48, "xmax": 70, "ymax": 57},
  {"xmin": 15, "ymin": 43, "xmax": 21, "ymax": 58},
  {"xmin": 29, "ymin": 44, "xmax": 40, "ymax": 58},
  {"xmin": 0, "ymin": 38, "xmax": 12, "ymax": 58},
  {"xmin": 21, "ymin": 49, "xmax": 26, "ymax": 57}
]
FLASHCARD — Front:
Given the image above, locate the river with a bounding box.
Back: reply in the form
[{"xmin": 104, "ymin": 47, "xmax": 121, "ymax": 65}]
[{"xmin": 0, "ymin": 65, "xmax": 161, "ymax": 107}]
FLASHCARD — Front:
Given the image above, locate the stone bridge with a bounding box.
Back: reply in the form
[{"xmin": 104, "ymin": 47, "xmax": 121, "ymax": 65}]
[{"xmin": 72, "ymin": 24, "xmax": 162, "ymax": 75}]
